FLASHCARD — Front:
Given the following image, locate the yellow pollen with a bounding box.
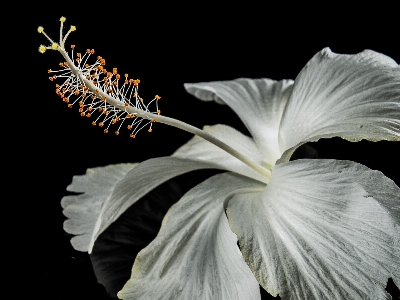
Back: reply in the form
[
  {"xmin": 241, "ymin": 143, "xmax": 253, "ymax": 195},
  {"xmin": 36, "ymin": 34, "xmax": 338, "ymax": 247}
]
[
  {"xmin": 70, "ymin": 25, "xmax": 76, "ymax": 31},
  {"xmin": 51, "ymin": 43, "xmax": 58, "ymax": 50},
  {"xmin": 39, "ymin": 45, "xmax": 46, "ymax": 53},
  {"xmin": 60, "ymin": 16, "xmax": 66, "ymax": 22},
  {"xmin": 37, "ymin": 26, "xmax": 44, "ymax": 33}
]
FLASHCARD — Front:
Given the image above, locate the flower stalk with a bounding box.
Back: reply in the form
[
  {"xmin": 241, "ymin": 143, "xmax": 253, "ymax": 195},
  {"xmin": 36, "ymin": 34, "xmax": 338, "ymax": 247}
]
[{"xmin": 38, "ymin": 17, "xmax": 272, "ymax": 180}]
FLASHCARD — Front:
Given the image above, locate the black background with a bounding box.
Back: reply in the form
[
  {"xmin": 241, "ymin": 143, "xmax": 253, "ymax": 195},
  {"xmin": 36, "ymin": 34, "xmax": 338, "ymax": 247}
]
[{"xmin": 14, "ymin": 4, "xmax": 400, "ymax": 299}]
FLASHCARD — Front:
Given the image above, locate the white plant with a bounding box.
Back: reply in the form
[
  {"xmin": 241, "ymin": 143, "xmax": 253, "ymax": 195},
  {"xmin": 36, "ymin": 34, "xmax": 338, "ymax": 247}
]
[{"xmin": 39, "ymin": 17, "xmax": 399, "ymax": 300}]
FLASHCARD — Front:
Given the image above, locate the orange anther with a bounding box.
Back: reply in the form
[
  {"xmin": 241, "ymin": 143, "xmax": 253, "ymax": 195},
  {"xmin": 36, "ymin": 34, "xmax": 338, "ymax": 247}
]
[
  {"xmin": 101, "ymin": 96, "xmax": 106, "ymax": 101},
  {"xmin": 85, "ymin": 64, "xmax": 89, "ymax": 68},
  {"xmin": 155, "ymin": 95, "xmax": 161, "ymax": 100},
  {"xmin": 113, "ymin": 68, "xmax": 117, "ymax": 74},
  {"xmin": 95, "ymin": 89, "xmax": 99, "ymax": 94},
  {"xmin": 129, "ymin": 79, "xmax": 134, "ymax": 84},
  {"xmin": 92, "ymin": 121, "xmax": 96, "ymax": 125},
  {"xmin": 124, "ymin": 80, "xmax": 128, "ymax": 84},
  {"xmin": 107, "ymin": 72, "xmax": 112, "ymax": 77},
  {"xmin": 124, "ymin": 74, "xmax": 128, "ymax": 78},
  {"xmin": 86, "ymin": 75, "xmax": 90, "ymax": 79},
  {"xmin": 49, "ymin": 77, "xmax": 54, "ymax": 81},
  {"xmin": 104, "ymin": 129, "xmax": 108, "ymax": 133},
  {"xmin": 86, "ymin": 113, "xmax": 91, "ymax": 117},
  {"xmin": 113, "ymin": 82, "xmax": 117, "ymax": 85},
  {"xmin": 75, "ymin": 90, "xmax": 80, "ymax": 95},
  {"xmin": 91, "ymin": 49, "xmax": 95, "ymax": 54},
  {"xmin": 64, "ymin": 62, "xmax": 68, "ymax": 66},
  {"xmin": 82, "ymin": 93, "xmax": 87, "ymax": 97},
  {"xmin": 86, "ymin": 49, "xmax": 91, "ymax": 53},
  {"xmin": 68, "ymin": 104, "xmax": 73, "ymax": 108},
  {"xmin": 98, "ymin": 107, "xmax": 103, "ymax": 112},
  {"xmin": 148, "ymin": 128, "xmax": 153, "ymax": 133},
  {"xmin": 127, "ymin": 125, "xmax": 132, "ymax": 129},
  {"xmin": 124, "ymin": 102, "xmax": 129, "ymax": 106},
  {"xmin": 152, "ymin": 118, "xmax": 157, "ymax": 122},
  {"xmin": 139, "ymin": 98, "xmax": 143, "ymax": 102},
  {"xmin": 48, "ymin": 69, "xmax": 52, "ymax": 73},
  {"xmin": 99, "ymin": 122, "xmax": 104, "ymax": 127},
  {"xmin": 59, "ymin": 63, "xmax": 63, "ymax": 67},
  {"xmin": 76, "ymin": 58, "xmax": 80, "ymax": 62},
  {"xmin": 71, "ymin": 45, "xmax": 75, "ymax": 49},
  {"xmin": 88, "ymin": 107, "xmax": 93, "ymax": 111},
  {"xmin": 79, "ymin": 101, "xmax": 84, "ymax": 106},
  {"xmin": 130, "ymin": 134, "xmax": 136, "ymax": 138},
  {"xmin": 79, "ymin": 108, "xmax": 83, "ymax": 112},
  {"xmin": 81, "ymin": 112, "xmax": 85, "ymax": 116},
  {"xmin": 115, "ymin": 131, "xmax": 119, "ymax": 135},
  {"xmin": 55, "ymin": 84, "xmax": 60, "ymax": 88},
  {"xmin": 116, "ymin": 74, "xmax": 120, "ymax": 80},
  {"xmin": 64, "ymin": 99, "xmax": 69, "ymax": 103},
  {"xmin": 157, "ymin": 110, "xmax": 161, "ymax": 115},
  {"xmin": 91, "ymin": 95, "xmax": 95, "ymax": 99},
  {"xmin": 112, "ymin": 119, "xmax": 116, "ymax": 124}
]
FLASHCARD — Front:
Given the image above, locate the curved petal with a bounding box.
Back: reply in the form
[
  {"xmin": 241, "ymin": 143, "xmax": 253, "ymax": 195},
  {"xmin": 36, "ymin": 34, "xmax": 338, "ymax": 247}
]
[
  {"xmin": 173, "ymin": 124, "xmax": 268, "ymax": 177},
  {"xmin": 278, "ymin": 48, "xmax": 400, "ymax": 163},
  {"xmin": 226, "ymin": 159, "xmax": 400, "ymax": 300},
  {"xmin": 184, "ymin": 78, "xmax": 294, "ymax": 166},
  {"xmin": 90, "ymin": 170, "xmax": 220, "ymax": 297},
  {"xmin": 61, "ymin": 163, "xmax": 137, "ymax": 252},
  {"xmin": 89, "ymin": 157, "xmax": 231, "ymax": 253},
  {"xmin": 118, "ymin": 173, "xmax": 265, "ymax": 300}
]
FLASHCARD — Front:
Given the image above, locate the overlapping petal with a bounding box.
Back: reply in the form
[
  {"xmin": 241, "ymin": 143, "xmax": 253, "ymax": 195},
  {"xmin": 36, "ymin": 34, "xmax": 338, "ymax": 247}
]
[
  {"xmin": 61, "ymin": 163, "xmax": 137, "ymax": 252},
  {"xmin": 226, "ymin": 159, "xmax": 400, "ymax": 300},
  {"xmin": 173, "ymin": 124, "xmax": 267, "ymax": 180},
  {"xmin": 184, "ymin": 78, "xmax": 294, "ymax": 166},
  {"xmin": 88, "ymin": 157, "xmax": 219, "ymax": 253},
  {"xmin": 118, "ymin": 173, "xmax": 265, "ymax": 300},
  {"xmin": 278, "ymin": 48, "xmax": 400, "ymax": 162}
]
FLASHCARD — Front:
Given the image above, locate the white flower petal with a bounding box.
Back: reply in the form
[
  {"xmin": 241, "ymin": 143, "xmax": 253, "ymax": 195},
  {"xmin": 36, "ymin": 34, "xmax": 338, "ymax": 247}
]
[
  {"xmin": 184, "ymin": 78, "xmax": 294, "ymax": 166},
  {"xmin": 61, "ymin": 163, "xmax": 137, "ymax": 252},
  {"xmin": 278, "ymin": 48, "xmax": 400, "ymax": 163},
  {"xmin": 173, "ymin": 124, "xmax": 268, "ymax": 180},
  {"xmin": 89, "ymin": 157, "xmax": 232, "ymax": 253},
  {"xmin": 118, "ymin": 173, "xmax": 265, "ymax": 300},
  {"xmin": 226, "ymin": 159, "xmax": 400, "ymax": 300}
]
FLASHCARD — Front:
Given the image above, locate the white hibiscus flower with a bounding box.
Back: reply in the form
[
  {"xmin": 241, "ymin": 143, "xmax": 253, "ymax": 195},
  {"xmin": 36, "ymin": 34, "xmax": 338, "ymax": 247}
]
[{"xmin": 40, "ymin": 17, "xmax": 399, "ymax": 300}]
